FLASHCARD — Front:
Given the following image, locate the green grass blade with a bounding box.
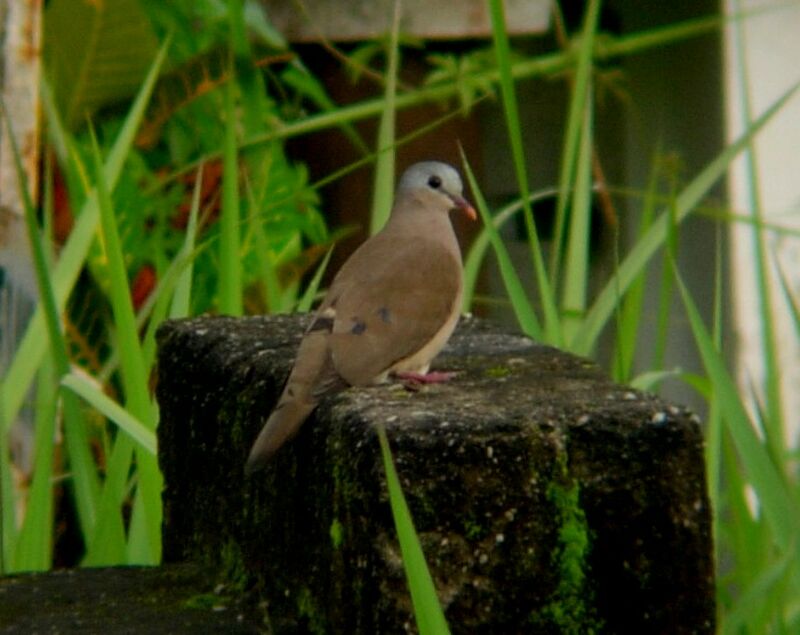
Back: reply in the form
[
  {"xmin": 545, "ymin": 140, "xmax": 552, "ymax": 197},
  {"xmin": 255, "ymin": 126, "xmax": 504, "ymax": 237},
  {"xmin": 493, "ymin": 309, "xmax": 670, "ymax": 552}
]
[
  {"xmin": 0, "ymin": 104, "xmax": 70, "ymax": 416},
  {"xmin": 610, "ymin": 156, "xmax": 662, "ymax": 382},
  {"xmin": 82, "ymin": 434, "xmax": 133, "ymax": 566},
  {"xmin": 282, "ymin": 61, "xmax": 369, "ymax": 155},
  {"xmin": 12, "ymin": 357, "xmax": 58, "ymax": 572},
  {"xmin": 1, "ymin": 98, "xmax": 100, "ymax": 549},
  {"xmin": 127, "ymin": 430, "xmax": 164, "ymax": 562},
  {"xmin": 460, "ymin": 151, "xmax": 541, "ymax": 338},
  {"xmin": 170, "ymin": 166, "xmax": 203, "ymax": 318},
  {"xmin": 88, "ymin": 128, "xmax": 153, "ymax": 424},
  {"xmin": 248, "ymin": 179, "xmax": 284, "ymax": 314},
  {"xmin": 126, "ymin": 487, "xmax": 153, "ymax": 564},
  {"xmin": 462, "ymin": 200, "xmax": 520, "ymax": 313},
  {"xmin": 219, "ymin": 62, "xmax": 244, "ymax": 316},
  {"xmin": 674, "ymin": 265, "xmax": 798, "ymax": 552},
  {"xmin": 97, "ymin": 244, "xmax": 200, "ymax": 384},
  {"xmin": 704, "ymin": 222, "xmax": 725, "ymax": 557},
  {"xmin": 731, "ymin": 0, "xmax": 784, "ymax": 450},
  {"xmin": 651, "ymin": 185, "xmax": 680, "ymax": 371},
  {"xmin": 462, "ymin": 188, "xmax": 558, "ymax": 312},
  {"xmin": 560, "ymin": 100, "xmax": 594, "ymax": 343},
  {"xmin": 628, "ymin": 368, "xmax": 682, "ymax": 392},
  {"xmin": 142, "ymin": 271, "xmax": 176, "ymax": 373},
  {"xmin": 40, "ymin": 77, "xmax": 70, "ymax": 168},
  {"xmin": 488, "ymin": 0, "xmax": 559, "ymax": 345},
  {"xmin": 573, "ymin": 77, "xmax": 800, "ymax": 355},
  {"xmin": 717, "ymin": 428, "xmax": 763, "ymax": 621},
  {"xmin": 296, "ymin": 247, "xmax": 334, "ymax": 313},
  {"xmin": 0, "ymin": 39, "xmax": 169, "ymax": 432},
  {"xmin": 62, "ymin": 373, "xmax": 156, "ymax": 456},
  {"xmin": 721, "ymin": 551, "xmax": 792, "ymax": 635},
  {"xmin": 0, "ymin": 403, "xmax": 16, "ymax": 572},
  {"xmin": 15, "ymin": 178, "xmax": 58, "ymax": 578},
  {"xmin": 228, "ymin": 0, "xmax": 270, "ymax": 137},
  {"xmin": 775, "ymin": 259, "xmax": 800, "ymax": 336},
  {"xmin": 60, "ymin": 397, "xmax": 102, "ymax": 549},
  {"xmin": 89, "ymin": 127, "xmax": 161, "ymax": 563},
  {"xmin": 550, "ymin": 0, "xmax": 601, "ymax": 284},
  {"xmin": 369, "ymin": 1, "xmax": 400, "ymax": 235},
  {"xmin": 377, "ymin": 425, "xmax": 451, "ymax": 635}
]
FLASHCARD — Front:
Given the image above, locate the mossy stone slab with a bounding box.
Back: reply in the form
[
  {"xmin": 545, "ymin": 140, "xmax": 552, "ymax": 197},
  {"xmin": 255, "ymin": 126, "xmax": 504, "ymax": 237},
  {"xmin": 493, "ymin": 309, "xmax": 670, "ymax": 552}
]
[{"xmin": 155, "ymin": 315, "xmax": 714, "ymax": 634}]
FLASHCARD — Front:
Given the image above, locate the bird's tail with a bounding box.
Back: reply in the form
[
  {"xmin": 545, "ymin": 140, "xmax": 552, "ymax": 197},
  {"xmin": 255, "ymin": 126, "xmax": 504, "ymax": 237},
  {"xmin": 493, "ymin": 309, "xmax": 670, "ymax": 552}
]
[
  {"xmin": 245, "ymin": 394, "xmax": 317, "ymax": 474},
  {"xmin": 245, "ymin": 327, "xmax": 335, "ymax": 474}
]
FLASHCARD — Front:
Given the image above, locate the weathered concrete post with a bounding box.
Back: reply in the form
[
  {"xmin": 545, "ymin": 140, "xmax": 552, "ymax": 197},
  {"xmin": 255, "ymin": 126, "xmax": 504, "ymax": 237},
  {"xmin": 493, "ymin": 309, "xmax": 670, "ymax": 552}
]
[{"xmin": 155, "ymin": 315, "xmax": 714, "ymax": 634}]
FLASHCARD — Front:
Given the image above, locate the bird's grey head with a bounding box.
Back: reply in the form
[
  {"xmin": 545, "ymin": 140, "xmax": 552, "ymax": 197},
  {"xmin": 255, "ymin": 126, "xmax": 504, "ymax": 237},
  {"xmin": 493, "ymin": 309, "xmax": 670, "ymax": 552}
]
[{"xmin": 396, "ymin": 161, "xmax": 476, "ymax": 219}]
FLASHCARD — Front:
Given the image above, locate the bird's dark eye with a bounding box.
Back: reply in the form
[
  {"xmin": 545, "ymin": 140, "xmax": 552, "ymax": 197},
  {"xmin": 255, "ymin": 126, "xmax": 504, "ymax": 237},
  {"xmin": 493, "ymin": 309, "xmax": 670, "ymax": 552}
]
[{"xmin": 427, "ymin": 175, "xmax": 442, "ymax": 189}]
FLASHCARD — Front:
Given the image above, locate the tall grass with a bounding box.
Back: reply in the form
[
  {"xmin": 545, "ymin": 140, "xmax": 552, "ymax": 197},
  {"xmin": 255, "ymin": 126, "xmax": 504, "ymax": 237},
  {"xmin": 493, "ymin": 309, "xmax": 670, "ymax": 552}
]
[
  {"xmin": 1, "ymin": 2, "xmax": 798, "ymax": 632},
  {"xmin": 457, "ymin": 5, "xmax": 800, "ymax": 633},
  {"xmin": 377, "ymin": 425, "xmax": 451, "ymax": 635},
  {"xmin": 1, "ymin": 41, "xmax": 169, "ymax": 570}
]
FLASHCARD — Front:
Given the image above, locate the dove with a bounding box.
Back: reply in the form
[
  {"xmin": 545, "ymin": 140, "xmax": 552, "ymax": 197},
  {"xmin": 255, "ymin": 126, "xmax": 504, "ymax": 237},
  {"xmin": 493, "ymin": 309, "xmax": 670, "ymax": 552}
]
[{"xmin": 245, "ymin": 161, "xmax": 476, "ymax": 474}]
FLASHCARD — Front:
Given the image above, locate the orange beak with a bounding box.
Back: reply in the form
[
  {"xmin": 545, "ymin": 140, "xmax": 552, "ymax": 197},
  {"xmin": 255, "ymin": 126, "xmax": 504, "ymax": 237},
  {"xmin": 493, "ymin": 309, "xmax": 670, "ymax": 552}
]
[{"xmin": 450, "ymin": 194, "xmax": 477, "ymax": 221}]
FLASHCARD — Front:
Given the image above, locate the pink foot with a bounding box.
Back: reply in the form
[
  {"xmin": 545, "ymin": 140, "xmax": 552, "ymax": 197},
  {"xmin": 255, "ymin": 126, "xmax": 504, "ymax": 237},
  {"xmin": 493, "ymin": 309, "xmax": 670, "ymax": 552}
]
[{"xmin": 393, "ymin": 370, "xmax": 458, "ymax": 390}]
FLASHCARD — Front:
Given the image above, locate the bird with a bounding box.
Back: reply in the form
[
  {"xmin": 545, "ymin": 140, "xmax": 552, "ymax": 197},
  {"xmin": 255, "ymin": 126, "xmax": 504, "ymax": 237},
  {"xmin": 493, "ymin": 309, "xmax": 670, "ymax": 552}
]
[{"xmin": 245, "ymin": 161, "xmax": 476, "ymax": 474}]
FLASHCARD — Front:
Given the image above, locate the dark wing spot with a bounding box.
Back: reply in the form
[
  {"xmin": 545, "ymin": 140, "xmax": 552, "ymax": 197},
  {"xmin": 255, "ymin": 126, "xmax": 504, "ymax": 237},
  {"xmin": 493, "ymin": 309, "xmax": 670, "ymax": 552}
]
[
  {"xmin": 377, "ymin": 307, "xmax": 392, "ymax": 324},
  {"xmin": 309, "ymin": 316, "xmax": 334, "ymax": 332},
  {"xmin": 350, "ymin": 318, "xmax": 367, "ymax": 335}
]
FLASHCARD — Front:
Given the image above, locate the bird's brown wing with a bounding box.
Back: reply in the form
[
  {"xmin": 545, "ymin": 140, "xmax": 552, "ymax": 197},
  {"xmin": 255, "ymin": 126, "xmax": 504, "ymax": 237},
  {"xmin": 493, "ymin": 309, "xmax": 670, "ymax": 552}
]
[{"xmin": 322, "ymin": 235, "xmax": 462, "ymax": 386}]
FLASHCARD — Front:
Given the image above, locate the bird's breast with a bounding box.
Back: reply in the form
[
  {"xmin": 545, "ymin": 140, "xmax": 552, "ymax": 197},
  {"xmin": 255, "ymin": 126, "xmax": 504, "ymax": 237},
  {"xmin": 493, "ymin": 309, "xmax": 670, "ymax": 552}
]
[{"xmin": 388, "ymin": 286, "xmax": 463, "ymax": 375}]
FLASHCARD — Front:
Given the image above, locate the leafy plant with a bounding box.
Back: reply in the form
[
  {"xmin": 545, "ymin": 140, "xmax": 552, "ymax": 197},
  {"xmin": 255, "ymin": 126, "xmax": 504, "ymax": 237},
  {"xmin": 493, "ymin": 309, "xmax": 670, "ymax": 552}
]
[
  {"xmin": 44, "ymin": 0, "xmax": 160, "ymax": 129},
  {"xmin": 2, "ymin": 0, "xmax": 328, "ymax": 570}
]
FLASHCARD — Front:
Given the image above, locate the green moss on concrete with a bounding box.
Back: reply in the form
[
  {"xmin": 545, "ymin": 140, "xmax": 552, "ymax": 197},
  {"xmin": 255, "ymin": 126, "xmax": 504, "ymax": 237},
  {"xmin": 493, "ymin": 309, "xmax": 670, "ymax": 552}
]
[
  {"xmin": 296, "ymin": 586, "xmax": 327, "ymax": 635},
  {"xmin": 541, "ymin": 480, "xmax": 598, "ymax": 634},
  {"xmin": 463, "ymin": 515, "xmax": 489, "ymax": 541},
  {"xmin": 218, "ymin": 540, "xmax": 249, "ymax": 594},
  {"xmin": 330, "ymin": 518, "xmax": 344, "ymax": 548},
  {"xmin": 331, "ymin": 455, "xmax": 359, "ymax": 508},
  {"xmin": 483, "ymin": 365, "xmax": 512, "ymax": 378},
  {"xmin": 328, "ymin": 435, "xmax": 368, "ymax": 630},
  {"xmin": 183, "ymin": 591, "xmax": 231, "ymax": 610},
  {"xmin": 407, "ymin": 487, "xmax": 439, "ymax": 528},
  {"xmin": 530, "ymin": 445, "xmax": 604, "ymax": 634}
]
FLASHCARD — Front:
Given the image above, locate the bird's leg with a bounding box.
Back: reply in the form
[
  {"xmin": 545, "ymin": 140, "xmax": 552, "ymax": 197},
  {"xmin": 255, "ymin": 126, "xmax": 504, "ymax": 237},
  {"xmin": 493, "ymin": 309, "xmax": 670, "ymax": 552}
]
[
  {"xmin": 397, "ymin": 370, "xmax": 458, "ymax": 383},
  {"xmin": 393, "ymin": 370, "xmax": 458, "ymax": 391}
]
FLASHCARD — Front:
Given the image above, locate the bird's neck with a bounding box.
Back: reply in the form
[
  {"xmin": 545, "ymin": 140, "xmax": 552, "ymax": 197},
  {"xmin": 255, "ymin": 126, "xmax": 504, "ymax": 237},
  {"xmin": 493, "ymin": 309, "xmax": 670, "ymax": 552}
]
[{"xmin": 384, "ymin": 208, "xmax": 461, "ymax": 257}]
